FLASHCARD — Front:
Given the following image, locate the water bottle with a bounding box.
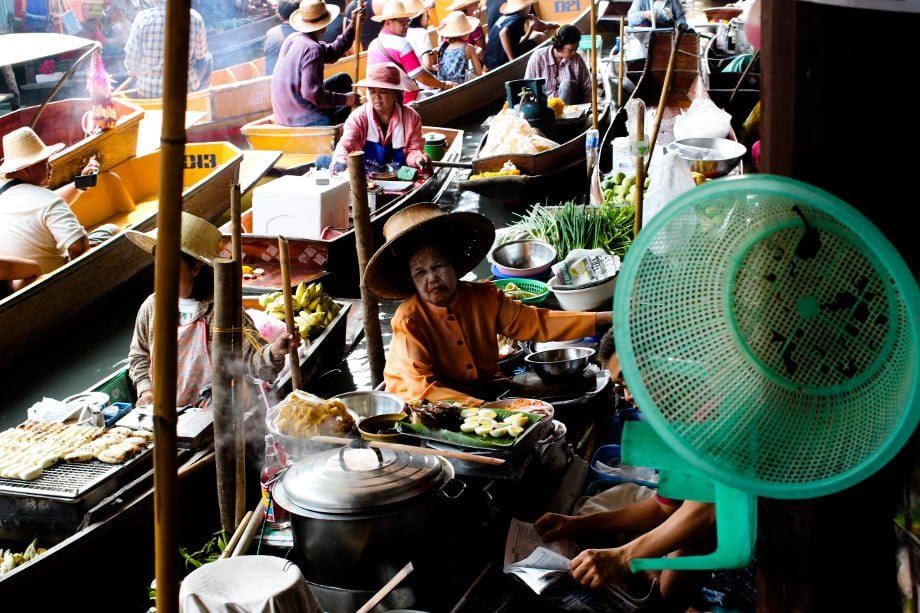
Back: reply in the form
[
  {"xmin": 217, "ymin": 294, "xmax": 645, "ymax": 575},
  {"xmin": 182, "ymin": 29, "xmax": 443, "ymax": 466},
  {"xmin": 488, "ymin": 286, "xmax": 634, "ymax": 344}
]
[
  {"xmin": 260, "ymin": 434, "xmax": 290, "ymax": 530},
  {"xmin": 585, "ymin": 128, "xmax": 600, "ymax": 175}
]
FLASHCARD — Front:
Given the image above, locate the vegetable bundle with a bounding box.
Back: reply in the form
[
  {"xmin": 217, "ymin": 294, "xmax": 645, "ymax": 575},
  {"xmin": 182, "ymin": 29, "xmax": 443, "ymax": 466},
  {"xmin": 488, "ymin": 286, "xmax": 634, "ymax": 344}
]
[{"xmin": 504, "ymin": 201, "xmax": 635, "ymax": 258}]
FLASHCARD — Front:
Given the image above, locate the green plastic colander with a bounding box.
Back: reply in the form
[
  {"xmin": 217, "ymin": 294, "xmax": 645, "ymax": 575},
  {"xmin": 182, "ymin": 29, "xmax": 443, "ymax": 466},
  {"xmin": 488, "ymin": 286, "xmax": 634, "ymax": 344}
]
[{"xmin": 614, "ymin": 175, "xmax": 920, "ymax": 500}]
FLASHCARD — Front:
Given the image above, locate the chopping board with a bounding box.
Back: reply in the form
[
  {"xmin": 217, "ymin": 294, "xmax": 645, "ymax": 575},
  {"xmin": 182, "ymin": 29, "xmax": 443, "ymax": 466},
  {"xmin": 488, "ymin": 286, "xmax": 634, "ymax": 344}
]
[{"xmin": 511, "ymin": 369, "xmax": 597, "ymax": 402}]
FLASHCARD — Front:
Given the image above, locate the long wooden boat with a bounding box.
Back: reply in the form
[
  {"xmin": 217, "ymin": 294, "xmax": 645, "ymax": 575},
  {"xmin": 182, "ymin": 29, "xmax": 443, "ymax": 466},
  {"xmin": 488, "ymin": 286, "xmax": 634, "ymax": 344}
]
[
  {"xmin": 0, "ymin": 142, "xmax": 260, "ymax": 372},
  {"xmin": 240, "ymin": 114, "xmax": 341, "ymax": 168},
  {"xmin": 223, "ymin": 126, "xmax": 463, "ymax": 297},
  {"xmin": 0, "ymin": 298, "xmax": 350, "ymax": 607}
]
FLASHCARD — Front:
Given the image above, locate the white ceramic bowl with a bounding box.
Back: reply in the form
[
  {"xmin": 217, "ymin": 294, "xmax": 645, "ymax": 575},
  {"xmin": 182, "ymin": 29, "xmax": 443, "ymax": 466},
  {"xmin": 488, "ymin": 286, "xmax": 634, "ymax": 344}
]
[{"xmin": 548, "ymin": 275, "xmax": 617, "ymax": 311}]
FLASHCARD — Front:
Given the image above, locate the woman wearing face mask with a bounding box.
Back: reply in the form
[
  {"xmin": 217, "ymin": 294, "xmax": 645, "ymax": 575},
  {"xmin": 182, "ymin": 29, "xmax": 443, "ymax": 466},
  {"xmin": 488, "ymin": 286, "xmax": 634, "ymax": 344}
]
[{"xmin": 364, "ymin": 203, "xmax": 612, "ymax": 405}]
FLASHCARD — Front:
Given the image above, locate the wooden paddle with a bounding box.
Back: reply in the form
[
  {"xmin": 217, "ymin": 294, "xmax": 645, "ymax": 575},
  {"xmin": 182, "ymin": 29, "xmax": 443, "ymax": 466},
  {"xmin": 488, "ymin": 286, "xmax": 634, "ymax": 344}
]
[
  {"xmin": 311, "ymin": 435, "xmax": 507, "ymax": 465},
  {"xmin": 646, "ymin": 25, "xmax": 686, "ymax": 163},
  {"xmin": 278, "ymin": 236, "xmax": 302, "ymax": 391}
]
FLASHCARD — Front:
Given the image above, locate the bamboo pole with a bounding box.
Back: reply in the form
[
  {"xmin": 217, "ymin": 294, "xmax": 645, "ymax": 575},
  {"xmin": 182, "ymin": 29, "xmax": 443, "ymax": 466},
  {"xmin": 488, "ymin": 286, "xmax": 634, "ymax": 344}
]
[
  {"xmin": 589, "ymin": 0, "xmax": 598, "ymax": 130},
  {"xmin": 212, "ymin": 258, "xmax": 239, "ymax": 534},
  {"xmin": 633, "ymin": 108, "xmax": 645, "ymax": 234},
  {"xmin": 278, "ymin": 237, "xmax": 302, "ymax": 391},
  {"xmin": 219, "ymin": 510, "xmax": 253, "ymax": 560},
  {"xmin": 646, "ymin": 26, "xmax": 684, "ymax": 164},
  {"xmin": 230, "ymin": 183, "xmax": 242, "ymax": 264},
  {"xmin": 347, "ymin": 152, "xmax": 385, "ymax": 388},
  {"xmin": 354, "ymin": 1, "xmax": 364, "ymax": 83},
  {"xmin": 228, "ymin": 182, "xmax": 245, "ymax": 527},
  {"xmin": 154, "ymin": 0, "xmax": 193, "ymax": 609},
  {"xmin": 231, "ymin": 502, "xmax": 265, "ymax": 557},
  {"xmin": 618, "ymin": 18, "xmax": 624, "ymax": 108}
]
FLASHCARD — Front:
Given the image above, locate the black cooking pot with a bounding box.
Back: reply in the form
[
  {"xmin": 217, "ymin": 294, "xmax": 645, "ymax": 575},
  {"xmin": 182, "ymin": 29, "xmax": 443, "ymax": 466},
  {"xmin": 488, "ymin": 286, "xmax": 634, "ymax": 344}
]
[{"xmin": 272, "ymin": 445, "xmax": 466, "ymax": 590}]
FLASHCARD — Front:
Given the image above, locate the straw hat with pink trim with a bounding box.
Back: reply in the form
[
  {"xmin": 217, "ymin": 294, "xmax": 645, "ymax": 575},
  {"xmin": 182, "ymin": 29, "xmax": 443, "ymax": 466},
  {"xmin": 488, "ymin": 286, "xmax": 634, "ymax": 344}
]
[
  {"xmin": 402, "ymin": 0, "xmax": 435, "ymax": 18},
  {"xmin": 437, "ymin": 10, "xmax": 480, "ymax": 38},
  {"xmin": 289, "ymin": 0, "xmax": 340, "ymax": 33},
  {"xmin": 499, "ymin": 0, "xmax": 537, "ymax": 14},
  {"xmin": 0, "ymin": 127, "xmax": 64, "ymax": 175},
  {"xmin": 372, "ymin": 0, "xmax": 417, "ymax": 22},
  {"xmin": 354, "ymin": 63, "xmax": 420, "ymax": 92}
]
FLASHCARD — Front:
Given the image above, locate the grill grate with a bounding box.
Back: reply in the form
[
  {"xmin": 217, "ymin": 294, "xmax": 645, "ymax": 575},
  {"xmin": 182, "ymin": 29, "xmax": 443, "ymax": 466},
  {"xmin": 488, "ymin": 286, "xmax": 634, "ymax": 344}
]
[{"xmin": 0, "ymin": 447, "xmax": 152, "ymax": 501}]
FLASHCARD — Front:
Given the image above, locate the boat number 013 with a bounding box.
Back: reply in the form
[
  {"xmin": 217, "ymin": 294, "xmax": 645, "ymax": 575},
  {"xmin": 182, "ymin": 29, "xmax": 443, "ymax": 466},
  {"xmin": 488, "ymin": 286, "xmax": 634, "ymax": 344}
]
[{"xmin": 184, "ymin": 153, "xmax": 218, "ymax": 169}]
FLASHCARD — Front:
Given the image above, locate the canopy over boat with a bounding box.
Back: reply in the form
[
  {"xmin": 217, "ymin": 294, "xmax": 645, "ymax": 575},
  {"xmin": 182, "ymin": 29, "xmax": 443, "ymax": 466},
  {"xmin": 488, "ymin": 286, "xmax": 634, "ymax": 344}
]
[{"xmin": 0, "ymin": 33, "xmax": 99, "ymax": 66}]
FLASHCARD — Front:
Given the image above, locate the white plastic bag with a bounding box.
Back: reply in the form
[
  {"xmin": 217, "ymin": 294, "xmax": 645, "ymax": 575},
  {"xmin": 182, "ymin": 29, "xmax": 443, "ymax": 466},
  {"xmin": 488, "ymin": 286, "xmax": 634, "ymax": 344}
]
[
  {"xmin": 644, "ymin": 150, "xmax": 695, "ymax": 230},
  {"xmin": 673, "ymin": 98, "xmax": 733, "ymax": 141}
]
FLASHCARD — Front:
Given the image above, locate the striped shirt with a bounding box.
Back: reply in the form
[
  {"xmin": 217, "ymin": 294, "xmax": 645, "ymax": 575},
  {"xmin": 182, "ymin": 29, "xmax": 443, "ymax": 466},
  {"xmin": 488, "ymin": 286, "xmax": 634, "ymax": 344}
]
[
  {"xmin": 124, "ymin": 5, "xmax": 210, "ymax": 98},
  {"xmin": 367, "ymin": 29, "xmax": 424, "ymax": 103}
]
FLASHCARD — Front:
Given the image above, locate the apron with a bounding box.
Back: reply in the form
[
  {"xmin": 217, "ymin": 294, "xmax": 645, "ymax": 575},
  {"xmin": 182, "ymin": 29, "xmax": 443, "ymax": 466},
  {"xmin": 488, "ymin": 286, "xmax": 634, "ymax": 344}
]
[
  {"xmin": 363, "ymin": 140, "xmax": 406, "ymax": 174},
  {"xmin": 362, "ymin": 104, "xmax": 408, "ymax": 174},
  {"xmin": 152, "ymin": 319, "xmax": 211, "ymax": 407}
]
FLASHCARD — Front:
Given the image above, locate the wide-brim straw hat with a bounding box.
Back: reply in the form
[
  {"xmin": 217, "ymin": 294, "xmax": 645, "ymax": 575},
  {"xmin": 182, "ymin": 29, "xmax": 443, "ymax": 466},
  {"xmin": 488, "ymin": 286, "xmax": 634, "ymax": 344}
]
[
  {"xmin": 499, "ymin": 0, "xmax": 537, "ymax": 14},
  {"xmin": 447, "ymin": 0, "xmax": 480, "ymax": 12},
  {"xmin": 438, "ymin": 10, "xmax": 480, "ymax": 38},
  {"xmin": 290, "ymin": 0, "xmax": 340, "ymax": 33},
  {"xmin": 365, "ymin": 203, "xmax": 495, "ymax": 300},
  {"xmin": 125, "ymin": 211, "xmax": 222, "ymax": 266},
  {"xmin": 403, "ymin": 0, "xmax": 435, "ymax": 18},
  {"xmin": 372, "ymin": 0, "xmax": 417, "ymax": 22},
  {"xmin": 354, "ymin": 62, "xmax": 420, "ymax": 91},
  {"xmin": 0, "ymin": 127, "xmax": 64, "ymax": 175}
]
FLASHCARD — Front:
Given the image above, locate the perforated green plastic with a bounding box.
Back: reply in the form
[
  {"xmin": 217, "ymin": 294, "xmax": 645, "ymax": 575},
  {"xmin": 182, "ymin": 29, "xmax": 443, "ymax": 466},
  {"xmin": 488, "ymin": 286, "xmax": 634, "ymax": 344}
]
[
  {"xmin": 492, "ymin": 278, "xmax": 550, "ymax": 305},
  {"xmin": 614, "ymin": 175, "xmax": 920, "ymax": 499}
]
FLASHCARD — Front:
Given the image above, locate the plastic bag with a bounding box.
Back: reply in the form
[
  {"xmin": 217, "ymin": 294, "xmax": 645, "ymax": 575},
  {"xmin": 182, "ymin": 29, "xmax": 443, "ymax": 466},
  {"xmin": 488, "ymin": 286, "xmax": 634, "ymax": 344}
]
[
  {"xmin": 247, "ymin": 308, "xmax": 287, "ymax": 343},
  {"xmin": 644, "ymin": 149, "xmax": 695, "ymax": 230},
  {"xmin": 673, "ymin": 98, "xmax": 732, "ymax": 141}
]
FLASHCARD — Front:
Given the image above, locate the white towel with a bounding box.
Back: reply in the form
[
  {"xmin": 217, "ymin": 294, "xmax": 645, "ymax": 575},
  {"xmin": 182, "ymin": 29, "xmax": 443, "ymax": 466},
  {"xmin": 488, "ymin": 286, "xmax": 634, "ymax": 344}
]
[{"xmin": 364, "ymin": 103, "xmax": 407, "ymax": 151}]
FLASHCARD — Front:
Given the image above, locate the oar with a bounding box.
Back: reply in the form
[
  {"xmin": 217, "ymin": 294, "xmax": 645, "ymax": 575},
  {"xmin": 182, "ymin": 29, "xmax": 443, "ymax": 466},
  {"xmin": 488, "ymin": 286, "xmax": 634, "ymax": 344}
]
[
  {"xmin": 428, "ymin": 160, "xmax": 472, "ymax": 169},
  {"xmin": 278, "ymin": 236, "xmax": 302, "ymax": 391},
  {"xmin": 353, "ymin": 1, "xmax": 364, "ymax": 83},
  {"xmin": 311, "ymin": 435, "xmax": 507, "ymax": 465},
  {"xmin": 112, "ymin": 75, "xmax": 135, "ymax": 96}
]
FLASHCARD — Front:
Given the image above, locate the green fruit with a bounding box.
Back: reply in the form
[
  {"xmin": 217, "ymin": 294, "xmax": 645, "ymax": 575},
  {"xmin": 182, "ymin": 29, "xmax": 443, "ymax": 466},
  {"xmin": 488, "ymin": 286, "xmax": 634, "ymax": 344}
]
[
  {"xmin": 602, "ymin": 179, "xmax": 615, "ymax": 190},
  {"xmin": 612, "ymin": 171, "xmax": 626, "ymax": 185}
]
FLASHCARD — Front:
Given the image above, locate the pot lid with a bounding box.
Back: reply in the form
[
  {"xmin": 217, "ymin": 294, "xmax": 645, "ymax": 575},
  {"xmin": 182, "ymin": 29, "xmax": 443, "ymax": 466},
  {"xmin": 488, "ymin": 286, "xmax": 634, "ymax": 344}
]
[{"xmin": 277, "ymin": 446, "xmax": 444, "ymax": 513}]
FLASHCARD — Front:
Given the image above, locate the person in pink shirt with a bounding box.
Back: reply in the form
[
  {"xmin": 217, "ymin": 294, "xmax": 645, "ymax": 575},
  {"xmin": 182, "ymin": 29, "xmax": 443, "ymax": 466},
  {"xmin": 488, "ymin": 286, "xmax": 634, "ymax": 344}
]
[
  {"xmin": 367, "ymin": 0, "xmax": 456, "ymax": 103},
  {"xmin": 331, "ymin": 63, "xmax": 430, "ymax": 174}
]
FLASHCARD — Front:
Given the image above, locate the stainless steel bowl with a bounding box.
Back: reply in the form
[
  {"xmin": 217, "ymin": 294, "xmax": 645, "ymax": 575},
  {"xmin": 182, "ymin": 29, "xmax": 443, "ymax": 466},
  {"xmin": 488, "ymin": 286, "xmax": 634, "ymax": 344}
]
[
  {"xmin": 525, "ymin": 346, "xmax": 596, "ymax": 382},
  {"xmin": 332, "ymin": 390, "xmax": 407, "ymax": 420},
  {"xmin": 669, "ymin": 137, "xmax": 747, "ymax": 178},
  {"xmin": 489, "ymin": 240, "xmax": 557, "ymax": 276}
]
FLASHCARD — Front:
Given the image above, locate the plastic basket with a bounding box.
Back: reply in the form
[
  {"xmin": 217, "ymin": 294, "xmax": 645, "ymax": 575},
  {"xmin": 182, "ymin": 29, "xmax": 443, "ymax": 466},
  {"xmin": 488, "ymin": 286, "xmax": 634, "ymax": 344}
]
[
  {"xmin": 614, "ymin": 175, "xmax": 920, "ymax": 499},
  {"xmin": 493, "ymin": 278, "xmax": 550, "ymax": 305}
]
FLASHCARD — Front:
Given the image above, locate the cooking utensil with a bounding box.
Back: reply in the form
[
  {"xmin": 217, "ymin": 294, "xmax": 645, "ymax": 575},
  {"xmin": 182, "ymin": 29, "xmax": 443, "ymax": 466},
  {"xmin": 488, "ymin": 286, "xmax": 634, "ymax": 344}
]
[
  {"xmin": 489, "ymin": 239, "xmax": 557, "ymax": 277},
  {"xmin": 333, "ymin": 390, "xmax": 407, "ymax": 420},
  {"xmin": 667, "ymin": 137, "xmax": 747, "ymax": 178},
  {"xmin": 525, "ymin": 346, "xmax": 596, "ymax": 382},
  {"xmin": 356, "ymin": 561, "xmax": 415, "ymax": 613},
  {"xmin": 311, "ymin": 435, "xmax": 506, "ymax": 465}
]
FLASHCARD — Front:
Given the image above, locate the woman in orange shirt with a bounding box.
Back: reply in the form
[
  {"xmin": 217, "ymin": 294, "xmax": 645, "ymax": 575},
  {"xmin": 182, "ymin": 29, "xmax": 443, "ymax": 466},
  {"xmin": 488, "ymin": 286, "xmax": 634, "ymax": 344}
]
[{"xmin": 364, "ymin": 202, "xmax": 612, "ymax": 404}]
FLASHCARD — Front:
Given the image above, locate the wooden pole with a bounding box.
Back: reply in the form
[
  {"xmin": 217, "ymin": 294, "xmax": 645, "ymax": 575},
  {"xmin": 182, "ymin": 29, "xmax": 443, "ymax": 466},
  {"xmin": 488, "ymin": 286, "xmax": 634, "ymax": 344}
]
[
  {"xmin": 230, "ymin": 183, "xmax": 242, "ymax": 264},
  {"xmin": 212, "ymin": 258, "xmax": 239, "ymax": 534},
  {"xmin": 347, "ymin": 152, "xmax": 385, "ymax": 388},
  {"xmin": 354, "ymin": 1, "xmax": 363, "ymax": 83},
  {"xmin": 618, "ymin": 18, "xmax": 624, "ymax": 108},
  {"xmin": 228, "ymin": 183, "xmax": 245, "ymax": 528},
  {"xmin": 646, "ymin": 27, "xmax": 684, "ymax": 165},
  {"xmin": 154, "ymin": 0, "xmax": 192, "ymax": 609},
  {"xmin": 589, "ymin": 0, "xmax": 598, "ymax": 130},
  {"xmin": 278, "ymin": 237, "xmax": 302, "ymax": 391},
  {"xmin": 633, "ymin": 108, "xmax": 645, "ymax": 234}
]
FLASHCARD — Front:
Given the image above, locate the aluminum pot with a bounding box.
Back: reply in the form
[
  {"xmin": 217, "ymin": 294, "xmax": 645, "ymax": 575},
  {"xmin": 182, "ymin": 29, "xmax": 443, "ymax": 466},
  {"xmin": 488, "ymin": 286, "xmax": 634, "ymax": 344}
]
[{"xmin": 272, "ymin": 445, "xmax": 464, "ymax": 590}]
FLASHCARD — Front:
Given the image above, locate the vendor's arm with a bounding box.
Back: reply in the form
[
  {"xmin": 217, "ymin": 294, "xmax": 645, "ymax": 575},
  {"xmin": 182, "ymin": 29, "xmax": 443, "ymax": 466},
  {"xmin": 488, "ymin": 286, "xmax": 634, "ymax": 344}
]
[
  {"xmin": 492, "ymin": 282, "xmax": 609, "ymax": 341},
  {"xmin": 44, "ymin": 195, "xmax": 88, "ymax": 262},
  {"xmin": 242, "ymin": 311, "xmax": 299, "ymax": 383},
  {"xmin": 299, "ymin": 45, "xmax": 358, "ymax": 110},
  {"xmin": 627, "ymin": 0, "xmax": 650, "ymax": 26},
  {"xmin": 128, "ymin": 294, "xmax": 156, "ymax": 405},
  {"xmin": 384, "ymin": 313, "xmax": 484, "ymax": 405},
  {"xmin": 569, "ymin": 501, "xmax": 714, "ymax": 589},
  {"xmin": 500, "ymin": 25, "xmax": 516, "ymax": 61},
  {"xmin": 536, "ymin": 495, "xmax": 676, "ymax": 543},
  {"xmin": 0, "ymin": 256, "xmax": 41, "ymax": 285},
  {"xmin": 402, "ymin": 107, "xmax": 430, "ymax": 169},
  {"xmin": 326, "ymin": 9, "xmax": 359, "ymax": 61},
  {"xmin": 332, "ymin": 108, "xmax": 368, "ymax": 168}
]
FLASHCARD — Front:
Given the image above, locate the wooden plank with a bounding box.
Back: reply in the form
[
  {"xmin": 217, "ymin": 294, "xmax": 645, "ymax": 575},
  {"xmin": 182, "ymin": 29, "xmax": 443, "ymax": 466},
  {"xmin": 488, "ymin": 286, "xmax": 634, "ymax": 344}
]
[{"xmin": 239, "ymin": 149, "xmax": 282, "ymax": 194}]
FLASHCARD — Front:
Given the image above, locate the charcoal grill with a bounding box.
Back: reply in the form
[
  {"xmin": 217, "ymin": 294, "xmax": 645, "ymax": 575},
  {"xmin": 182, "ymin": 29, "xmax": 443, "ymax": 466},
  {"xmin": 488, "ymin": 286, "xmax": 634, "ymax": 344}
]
[{"xmin": 0, "ymin": 447, "xmax": 154, "ymax": 544}]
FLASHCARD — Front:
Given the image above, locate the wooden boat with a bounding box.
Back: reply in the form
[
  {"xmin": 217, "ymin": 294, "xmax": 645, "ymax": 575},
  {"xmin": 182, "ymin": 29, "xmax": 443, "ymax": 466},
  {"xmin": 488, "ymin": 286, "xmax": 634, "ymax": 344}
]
[
  {"xmin": 0, "ymin": 33, "xmax": 146, "ymax": 188},
  {"xmin": 0, "ymin": 298, "xmax": 351, "ymax": 607},
  {"xmin": 240, "ymin": 114, "xmax": 341, "ymax": 168},
  {"xmin": 222, "ymin": 126, "xmax": 464, "ymax": 297},
  {"xmin": 0, "ymin": 142, "xmax": 267, "ymax": 372},
  {"xmin": 701, "ymin": 33, "xmax": 760, "ymax": 134}
]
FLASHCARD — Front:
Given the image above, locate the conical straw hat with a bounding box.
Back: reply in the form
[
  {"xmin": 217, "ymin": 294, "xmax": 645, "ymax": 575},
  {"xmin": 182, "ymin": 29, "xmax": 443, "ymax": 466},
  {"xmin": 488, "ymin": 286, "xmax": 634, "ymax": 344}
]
[{"xmin": 125, "ymin": 211, "xmax": 222, "ymax": 265}]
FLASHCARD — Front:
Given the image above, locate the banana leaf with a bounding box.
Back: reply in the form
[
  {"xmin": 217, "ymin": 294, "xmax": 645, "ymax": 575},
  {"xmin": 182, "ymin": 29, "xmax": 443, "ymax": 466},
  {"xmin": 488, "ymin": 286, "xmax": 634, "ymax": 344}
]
[{"xmin": 396, "ymin": 407, "xmax": 543, "ymax": 450}]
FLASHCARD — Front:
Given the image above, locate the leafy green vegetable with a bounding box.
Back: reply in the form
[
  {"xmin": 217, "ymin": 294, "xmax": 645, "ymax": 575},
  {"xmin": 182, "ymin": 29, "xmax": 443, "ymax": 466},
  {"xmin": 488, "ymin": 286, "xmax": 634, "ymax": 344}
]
[{"xmin": 505, "ymin": 201, "xmax": 635, "ymax": 258}]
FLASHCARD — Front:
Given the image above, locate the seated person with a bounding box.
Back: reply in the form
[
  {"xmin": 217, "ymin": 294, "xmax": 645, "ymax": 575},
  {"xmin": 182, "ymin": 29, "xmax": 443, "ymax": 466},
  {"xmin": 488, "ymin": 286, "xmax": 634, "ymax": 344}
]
[
  {"xmin": 0, "ymin": 127, "xmax": 111, "ymax": 275},
  {"xmin": 404, "ymin": 0, "xmax": 436, "ymax": 72},
  {"xmin": 367, "ymin": 0, "xmax": 456, "ymax": 103},
  {"xmin": 627, "ymin": 0, "xmax": 687, "ymax": 28},
  {"xmin": 445, "ymin": 0, "xmax": 485, "ymax": 63},
  {"xmin": 271, "ymin": 0, "xmax": 365, "ymax": 127},
  {"xmin": 364, "ymin": 202, "xmax": 612, "ymax": 405},
  {"xmin": 331, "ymin": 62, "xmax": 429, "ymax": 175},
  {"xmin": 524, "ymin": 24, "xmax": 592, "ymax": 105},
  {"xmin": 484, "ymin": 0, "xmax": 557, "ymax": 70},
  {"xmin": 436, "ymin": 10, "xmax": 484, "ymax": 85},
  {"xmin": 126, "ymin": 212, "xmax": 298, "ymax": 407},
  {"xmin": 0, "ymin": 256, "xmax": 41, "ymax": 296}
]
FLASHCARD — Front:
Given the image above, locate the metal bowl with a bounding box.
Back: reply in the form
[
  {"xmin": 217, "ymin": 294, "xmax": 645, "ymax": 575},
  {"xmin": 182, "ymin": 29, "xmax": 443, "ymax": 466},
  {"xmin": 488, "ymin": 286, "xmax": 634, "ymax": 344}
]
[
  {"xmin": 525, "ymin": 346, "xmax": 596, "ymax": 382},
  {"xmin": 332, "ymin": 390, "xmax": 407, "ymax": 421},
  {"xmin": 668, "ymin": 137, "xmax": 747, "ymax": 178},
  {"xmin": 489, "ymin": 239, "xmax": 557, "ymax": 277}
]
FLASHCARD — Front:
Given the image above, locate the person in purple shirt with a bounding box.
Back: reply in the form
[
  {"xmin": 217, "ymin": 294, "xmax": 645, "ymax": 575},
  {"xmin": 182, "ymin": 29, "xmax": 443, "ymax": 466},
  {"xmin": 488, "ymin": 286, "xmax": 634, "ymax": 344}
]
[{"xmin": 271, "ymin": 0, "xmax": 367, "ymax": 127}]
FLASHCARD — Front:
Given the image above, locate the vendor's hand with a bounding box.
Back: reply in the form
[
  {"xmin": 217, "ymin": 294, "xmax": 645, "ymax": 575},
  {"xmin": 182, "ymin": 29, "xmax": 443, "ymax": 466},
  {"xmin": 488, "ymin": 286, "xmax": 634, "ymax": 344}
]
[
  {"xmin": 349, "ymin": 1, "xmax": 367, "ymax": 22},
  {"xmin": 535, "ymin": 512, "xmax": 576, "ymax": 541},
  {"xmin": 331, "ymin": 161, "xmax": 348, "ymax": 174},
  {"xmin": 345, "ymin": 92, "xmax": 361, "ymax": 108},
  {"xmin": 441, "ymin": 80, "xmax": 456, "ymax": 90},
  {"xmin": 414, "ymin": 154, "xmax": 431, "ymax": 170},
  {"xmin": 137, "ymin": 391, "xmax": 154, "ymax": 407},
  {"xmin": 80, "ymin": 156, "xmax": 100, "ymax": 176},
  {"xmin": 270, "ymin": 332, "xmax": 301, "ymax": 361},
  {"xmin": 570, "ymin": 546, "xmax": 631, "ymax": 589}
]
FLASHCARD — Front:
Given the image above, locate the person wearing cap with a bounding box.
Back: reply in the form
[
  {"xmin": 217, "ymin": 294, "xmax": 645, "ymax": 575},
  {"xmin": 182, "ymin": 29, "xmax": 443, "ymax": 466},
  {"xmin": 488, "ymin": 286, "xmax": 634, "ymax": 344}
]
[
  {"xmin": 127, "ymin": 212, "xmax": 298, "ymax": 408},
  {"xmin": 435, "ymin": 10, "xmax": 483, "ymax": 85},
  {"xmin": 271, "ymin": 0, "xmax": 367, "ymax": 127},
  {"xmin": 124, "ymin": 0, "xmax": 212, "ymax": 98},
  {"xmin": 331, "ymin": 63, "xmax": 429, "ymax": 174},
  {"xmin": 365, "ymin": 203, "xmax": 613, "ymax": 405},
  {"xmin": 0, "ymin": 127, "xmax": 105, "ymax": 275},
  {"xmin": 367, "ymin": 0, "xmax": 456, "ymax": 103},
  {"xmin": 524, "ymin": 24, "xmax": 592, "ymax": 104},
  {"xmin": 444, "ymin": 0, "xmax": 485, "ymax": 63},
  {"xmin": 484, "ymin": 0, "xmax": 558, "ymax": 70},
  {"xmin": 264, "ymin": 0, "xmax": 301, "ymax": 75}
]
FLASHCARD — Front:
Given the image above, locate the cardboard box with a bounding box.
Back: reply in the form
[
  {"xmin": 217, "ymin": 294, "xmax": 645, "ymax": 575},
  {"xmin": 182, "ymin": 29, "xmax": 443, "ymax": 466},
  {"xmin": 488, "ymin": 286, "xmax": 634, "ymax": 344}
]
[{"xmin": 252, "ymin": 175, "xmax": 349, "ymax": 239}]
